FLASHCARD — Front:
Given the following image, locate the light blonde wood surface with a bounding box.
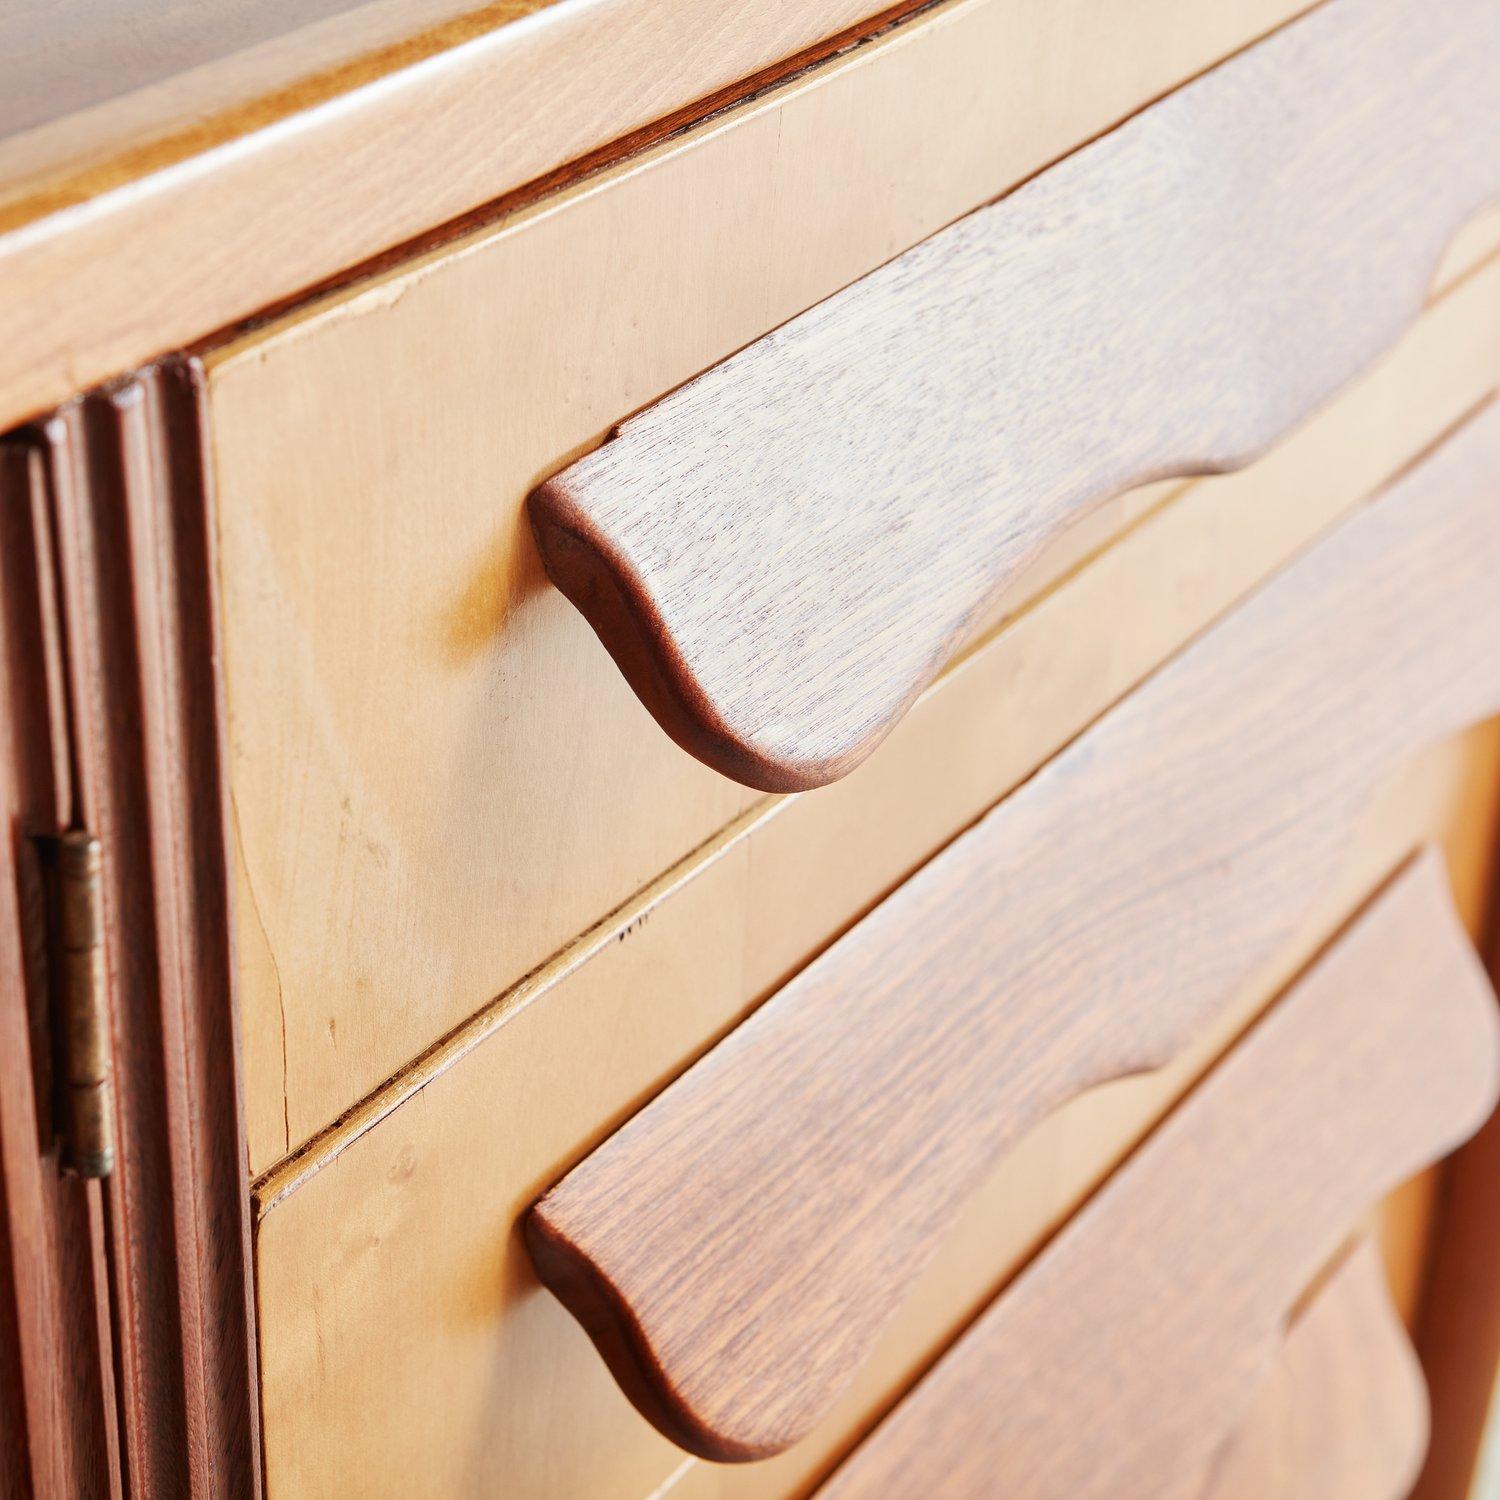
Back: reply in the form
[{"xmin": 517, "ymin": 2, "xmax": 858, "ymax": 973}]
[
  {"xmin": 247, "ymin": 245, "xmax": 1500, "ymax": 1207},
  {"xmin": 0, "ymin": 0, "xmax": 921, "ymax": 426},
  {"xmin": 206, "ymin": 68, "xmax": 1500, "ymax": 1172},
  {"xmin": 662, "ymin": 710, "xmax": 1500, "ymax": 1500},
  {"xmin": 812, "ymin": 854, "xmax": 1495, "ymax": 1500},
  {"xmin": 531, "ymin": 0, "xmax": 1500, "ymax": 792},
  {"xmin": 0, "ymin": 0, "xmax": 1319, "ymax": 434},
  {"xmin": 251, "ymin": 373, "xmax": 1500, "ymax": 1497},
  {"xmin": 247, "ymin": 246, "xmax": 1500, "ymax": 1192},
  {"xmin": 1196, "ymin": 1240, "xmax": 1428, "ymax": 1500}
]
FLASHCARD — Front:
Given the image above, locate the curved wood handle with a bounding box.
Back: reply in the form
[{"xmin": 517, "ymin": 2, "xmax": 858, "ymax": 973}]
[
  {"xmin": 527, "ymin": 401, "xmax": 1500, "ymax": 1460},
  {"xmin": 529, "ymin": 0, "xmax": 1500, "ymax": 792},
  {"xmin": 1190, "ymin": 1240, "xmax": 1428, "ymax": 1500},
  {"xmin": 813, "ymin": 861, "xmax": 1495, "ymax": 1498}
]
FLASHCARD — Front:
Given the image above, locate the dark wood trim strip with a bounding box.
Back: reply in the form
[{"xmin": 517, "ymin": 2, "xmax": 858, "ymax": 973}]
[
  {"xmin": 37, "ymin": 367, "xmax": 258, "ymax": 1497},
  {"xmin": 1411, "ymin": 856, "xmax": 1500, "ymax": 1499},
  {"xmin": 0, "ymin": 439, "xmax": 120, "ymax": 1498}
]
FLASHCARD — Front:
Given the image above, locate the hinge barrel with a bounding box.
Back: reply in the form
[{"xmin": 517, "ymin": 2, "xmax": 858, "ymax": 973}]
[{"xmin": 55, "ymin": 830, "xmax": 114, "ymax": 1178}]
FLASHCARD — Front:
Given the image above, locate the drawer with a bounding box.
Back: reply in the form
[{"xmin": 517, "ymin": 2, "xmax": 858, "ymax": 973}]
[
  {"xmin": 254, "ymin": 394, "xmax": 1500, "ymax": 1495},
  {"xmin": 194, "ymin": 0, "xmax": 1500, "ymax": 1175},
  {"xmin": 527, "ymin": 398, "xmax": 1500, "ymax": 1462},
  {"xmin": 1196, "ymin": 1239, "xmax": 1428, "ymax": 1500},
  {"xmin": 813, "ymin": 853, "xmax": 1499, "ymax": 1499},
  {"xmin": 253, "ymin": 755, "xmax": 1498, "ymax": 1499},
  {"xmin": 530, "ymin": 0, "xmax": 1500, "ymax": 791}
]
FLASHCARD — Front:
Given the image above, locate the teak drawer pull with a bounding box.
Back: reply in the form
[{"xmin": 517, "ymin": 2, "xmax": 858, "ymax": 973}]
[
  {"xmin": 527, "ymin": 399, "xmax": 1500, "ymax": 1461},
  {"xmin": 814, "ymin": 856, "xmax": 1496, "ymax": 1498},
  {"xmin": 1192, "ymin": 1240, "xmax": 1427, "ymax": 1500},
  {"xmin": 529, "ymin": 0, "xmax": 1500, "ymax": 793}
]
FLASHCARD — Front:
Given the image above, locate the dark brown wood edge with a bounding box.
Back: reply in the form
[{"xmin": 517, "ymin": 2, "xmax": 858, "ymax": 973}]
[
  {"xmin": 811, "ymin": 855, "xmax": 1498, "ymax": 1498},
  {"xmin": 526, "ymin": 1208, "xmax": 728, "ymax": 1460},
  {"xmin": 522, "ymin": 522, "xmax": 780, "ymax": 795},
  {"xmin": 530, "ymin": 0, "xmax": 1500, "ymax": 792},
  {"xmin": 1410, "ymin": 840, "xmax": 1500, "ymax": 1499},
  {"xmin": 527, "ymin": 397, "xmax": 1500, "ymax": 1462},
  {"xmin": 1194, "ymin": 1239, "xmax": 1428, "ymax": 1500},
  {"xmin": 34, "ymin": 365, "xmax": 259, "ymax": 1498},
  {"xmin": 0, "ymin": 442, "xmax": 120, "ymax": 1497}
]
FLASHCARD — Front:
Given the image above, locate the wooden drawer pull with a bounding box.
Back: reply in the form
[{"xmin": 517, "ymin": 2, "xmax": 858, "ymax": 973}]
[
  {"xmin": 1190, "ymin": 1240, "xmax": 1427, "ymax": 1500},
  {"xmin": 814, "ymin": 858, "xmax": 1495, "ymax": 1498},
  {"xmin": 528, "ymin": 0, "xmax": 1500, "ymax": 793},
  {"xmin": 527, "ymin": 399, "xmax": 1500, "ymax": 1461}
]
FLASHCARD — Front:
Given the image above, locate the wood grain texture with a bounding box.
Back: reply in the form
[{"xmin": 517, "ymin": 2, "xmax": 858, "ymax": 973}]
[
  {"xmin": 245, "ymin": 231, "xmax": 1500, "ymax": 1203},
  {"xmin": 813, "ymin": 855, "xmax": 1497, "ymax": 1499},
  {"xmin": 245, "ymin": 265, "xmax": 1500, "ymax": 1494},
  {"xmin": 531, "ymin": 0, "xmax": 1500, "ymax": 792},
  {"xmin": 205, "ymin": 0, "xmax": 1478, "ymax": 1179},
  {"xmin": 251, "ymin": 729, "xmax": 1500, "ymax": 1500},
  {"xmin": 0, "ymin": 0, "xmax": 1320, "ymax": 434},
  {"xmin": 0, "ymin": 0, "xmax": 964, "ymax": 428},
  {"xmin": 0, "ymin": 443, "xmax": 119, "ymax": 1499},
  {"xmin": 37, "ymin": 375, "xmax": 259, "ymax": 1496},
  {"xmin": 1193, "ymin": 1240, "xmax": 1428, "ymax": 1500},
  {"xmin": 528, "ymin": 398, "xmax": 1500, "ymax": 1461}
]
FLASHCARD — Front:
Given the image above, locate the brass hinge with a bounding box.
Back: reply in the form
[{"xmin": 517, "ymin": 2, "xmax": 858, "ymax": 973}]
[{"xmin": 50, "ymin": 830, "xmax": 115, "ymax": 1179}]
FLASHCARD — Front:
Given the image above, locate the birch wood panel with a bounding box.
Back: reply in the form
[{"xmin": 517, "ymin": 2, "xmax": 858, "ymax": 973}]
[
  {"xmin": 1194, "ymin": 1240, "xmax": 1428, "ymax": 1500},
  {"xmin": 0, "ymin": 0, "xmax": 920, "ymax": 428},
  {"xmin": 813, "ymin": 856, "xmax": 1496, "ymax": 1499},
  {"xmin": 251, "ymin": 408, "xmax": 1500, "ymax": 1497},
  {"xmin": 1, "ymin": 0, "xmax": 1321, "ymax": 438},
  {"xmin": 528, "ymin": 399, "xmax": 1500, "ymax": 1462},
  {"xmin": 205, "ymin": 59, "xmax": 1500, "ymax": 1177},
  {"xmin": 247, "ymin": 257, "xmax": 1500, "ymax": 1218},
  {"xmin": 530, "ymin": 0, "xmax": 1500, "ymax": 792}
]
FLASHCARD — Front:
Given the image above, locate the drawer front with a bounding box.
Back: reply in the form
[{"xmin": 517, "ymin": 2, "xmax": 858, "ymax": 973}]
[
  {"xmin": 1197, "ymin": 1240, "xmax": 1427, "ymax": 1500},
  {"xmin": 814, "ymin": 855, "xmax": 1498, "ymax": 1499},
  {"xmin": 531, "ymin": 0, "xmax": 1500, "ymax": 792},
  {"xmin": 204, "ymin": 0, "xmax": 1406, "ymax": 1175},
  {"xmin": 528, "ymin": 399, "xmax": 1500, "ymax": 1462},
  {"xmin": 253, "ymin": 398, "xmax": 1500, "ymax": 1495},
  {"xmin": 253, "ymin": 747, "xmax": 1498, "ymax": 1499}
]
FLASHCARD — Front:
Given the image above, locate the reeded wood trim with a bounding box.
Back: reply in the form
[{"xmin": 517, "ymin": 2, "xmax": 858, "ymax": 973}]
[
  {"xmin": 529, "ymin": 398, "xmax": 1500, "ymax": 1461},
  {"xmin": 0, "ymin": 439, "xmax": 119, "ymax": 1499},
  {"xmin": 814, "ymin": 857, "xmax": 1496, "ymax": 1498},
  {"xmin": 532, "ymin": 0, "xmax": 1500, "ymax": 790},
  {"xmin": 33, "ymin": 370, "xmax": 258, "ymax": 1497}
]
